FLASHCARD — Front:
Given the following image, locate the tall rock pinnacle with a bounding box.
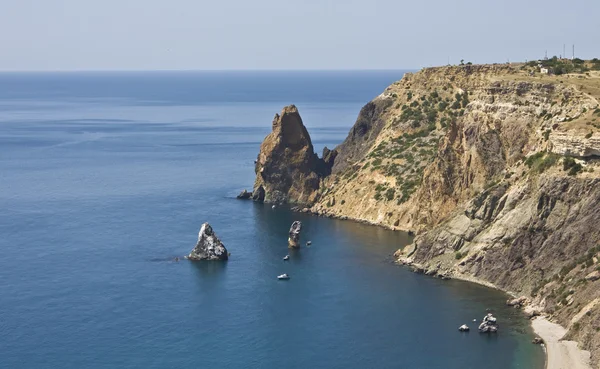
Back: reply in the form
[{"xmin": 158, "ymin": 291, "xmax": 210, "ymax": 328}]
[{"xmin": 252, "ymin": 105, "xmax": 335, "ymax": 205}]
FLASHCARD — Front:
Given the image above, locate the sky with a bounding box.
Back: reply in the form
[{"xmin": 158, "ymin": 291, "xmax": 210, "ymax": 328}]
[{"xmin": 0, "ymin": 0, "xmax": 598, "ymax": 71}]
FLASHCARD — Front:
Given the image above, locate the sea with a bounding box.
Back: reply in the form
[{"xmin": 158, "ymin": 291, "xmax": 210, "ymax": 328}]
[{"xmin": 0, "ymin": 71, "xmax": 545, "ymax": 369}]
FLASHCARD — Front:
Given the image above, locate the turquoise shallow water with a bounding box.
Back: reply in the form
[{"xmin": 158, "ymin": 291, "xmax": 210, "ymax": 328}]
[{"xmin": 0, "ymin": 71, "xmax": 545, "ymax": 368}]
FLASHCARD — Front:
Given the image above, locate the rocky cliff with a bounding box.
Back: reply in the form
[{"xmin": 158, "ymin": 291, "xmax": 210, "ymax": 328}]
[
  {"xmin": 247, "ymin": 66, "xmax": 600, "ymax": 363},
  {"xmin": 269, "ymin": 65, "xmax": 600, "ymax": 364},
  {"xmin": 252, "ymin": 105, "xmax": 335, "ymax": 205}
]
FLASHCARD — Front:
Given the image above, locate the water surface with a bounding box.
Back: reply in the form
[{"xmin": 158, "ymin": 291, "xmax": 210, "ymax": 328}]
[{"xmin": 0, "ymin": 71, "xmax": 544, "ymax": 368}]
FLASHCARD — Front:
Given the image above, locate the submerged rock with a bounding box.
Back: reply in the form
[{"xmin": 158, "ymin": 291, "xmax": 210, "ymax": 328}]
[
  {"xmin": 288, "ymin": 221, "xmax": 302, "ymax": 248},
  {"xmin": 187, "ymin": 223, "xmax": 228, "ymax": 261}
]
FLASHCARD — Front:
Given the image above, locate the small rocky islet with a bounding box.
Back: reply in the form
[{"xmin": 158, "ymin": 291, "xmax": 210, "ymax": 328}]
[{"xmin": 186, "ymin": 222, "xmax": 229, "ymax": 261}]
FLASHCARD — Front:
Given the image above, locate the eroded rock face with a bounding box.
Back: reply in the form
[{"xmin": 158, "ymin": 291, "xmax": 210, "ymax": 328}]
[
  {"xmin": 187, "ymin": 223, "xmax": 228, "ymax": 261},
  {"xmin": 331, "ymin": 99, "xmax": 393, "ymax": 174},
  {"xmin": 549, "ymin": 132, "xmax": 600, "ymax": 157},
  {"xmin": 253, "ymin": 105, "xmax": 335, "ymax": 205},
  {"xmin": 288, "ymin": 221, "xmax": 302, "ymax": 248}
]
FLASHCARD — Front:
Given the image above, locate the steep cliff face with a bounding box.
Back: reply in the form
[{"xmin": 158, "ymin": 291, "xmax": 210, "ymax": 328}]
[
  {"xmin": 252, "ymin": 105, "xmax": 334, "ymax": 205},
  {"xmin": 306, "ymin": 65, "xmax": 600, "ymax": 363}
]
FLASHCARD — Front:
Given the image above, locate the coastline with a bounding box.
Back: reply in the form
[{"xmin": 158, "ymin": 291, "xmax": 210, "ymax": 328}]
[
  {"xmin": 397, "ymin": 259, "xmax": 592, "ymax": 369},
  {"xmin": 531, "ymin": 317, "xmax": 592, "ymax": 369},
  {"xmin": 295, "ymin": 205, "xmax": 595, "ymax": 369}
]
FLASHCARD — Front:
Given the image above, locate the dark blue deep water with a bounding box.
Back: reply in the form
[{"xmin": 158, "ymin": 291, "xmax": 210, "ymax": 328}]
[{"xmin": 0, "ymin": 71, "xmax": 544, "ymax": 369}]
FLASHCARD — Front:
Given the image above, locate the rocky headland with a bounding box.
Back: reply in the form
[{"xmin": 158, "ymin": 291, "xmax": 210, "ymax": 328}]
[{"xmin": 250, "ymin": 64, "xmax": 600, "ymax": 367}]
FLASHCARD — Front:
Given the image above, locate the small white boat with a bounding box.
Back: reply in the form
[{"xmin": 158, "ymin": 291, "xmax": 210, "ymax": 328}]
[
  {"xmin": 458, "ymin": 324, "xmax": 470, "ymax": 332},
  {"xmin": 283, "ymin": 255, "xmax": 290, "ymax": 261},
  {"xmin": 272, "ymin": 205, "xmax": 276, "ymax": 209},
  {"xmin": 277, "ymin": 273, "xmax": 290, "ymax": 280},
  {"xmin": 306, "ymin": 241, "xmax": 312, "ymax": 246}
]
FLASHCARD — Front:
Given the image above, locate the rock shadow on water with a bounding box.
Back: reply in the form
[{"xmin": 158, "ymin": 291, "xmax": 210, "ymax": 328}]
[
  {"xmin": 189, "ymin": 260, "xmax": 228, "ymax": 277},
  {"xmin": 288, "ymin": 247, "xmax": 304, "ymax": 261}
]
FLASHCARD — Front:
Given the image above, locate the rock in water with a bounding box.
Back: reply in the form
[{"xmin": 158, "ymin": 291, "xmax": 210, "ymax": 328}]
[
  {"xmin": 252, "ymin": 185, "xmax": 265, "ymax": 202},
  {"xmin": 187, "ymin": 223, "xmax": 228, "ymax": 261},
  {"xmin": 236, "ymin": 189, "xmax": 252, "ymax": 200},
  {"xmin": 532, "ymin": 337, "xmax": 544, "ymax": 345},
  {"xmin": 288, "ymin": 221, "xmax": 302, "ymax": 248},
  {"xmin": 252, "ymin": 105, "xmax": 336, "ymax": 206}
]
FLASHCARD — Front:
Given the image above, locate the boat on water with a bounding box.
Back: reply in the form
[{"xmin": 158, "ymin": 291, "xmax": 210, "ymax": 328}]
[
  {"xmin": 277, "ymin": 273, "xmax": 290, "ymax": 280},
  {"xmin": 458, "ymin": 324, "xmax": 470, "ymax": 332},
  {"xmin": 283, "ymin": 255, "xmax": 289, "ymax": 261}
]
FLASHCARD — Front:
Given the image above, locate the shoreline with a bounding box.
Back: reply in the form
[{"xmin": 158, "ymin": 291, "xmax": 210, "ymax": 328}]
[
  {"xmin": 397, "ymin": 253, "xmax": 592, "ymax": 369},
  {"xmin": 292, "ymin": 204, "xmax": 594, "ymax": 369},
  {"xmin": 531, "ymin": 317, "xmax": 592, "ymax": 369}
]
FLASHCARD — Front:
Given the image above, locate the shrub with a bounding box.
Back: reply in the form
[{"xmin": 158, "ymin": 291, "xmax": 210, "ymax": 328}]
[
  {"xmin": 585, "ymin": 131, "xmax": 593, "ymax": 139},
  {"xmin": 385, "ymin": 188, "xmax": 396, "ymax": 201},
  {"xmin": 455, "ymin": 251, "xmax": 463, "ymax": 259},
  {"xmin": 543, "ymin": 130, "xmax": 551, "ymax": 141},
  {"xmin": 563, "ymin": 157, "xmax": 583, "ymax": 176},
  {"xmin": 525, "ymin": 152, "xmax": 559, "ymax": 173}
]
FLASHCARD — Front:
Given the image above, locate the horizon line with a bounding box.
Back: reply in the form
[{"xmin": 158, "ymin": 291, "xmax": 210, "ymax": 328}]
[{"xmin": 0, "ymin": 68, "xmax": 418, "ymax": 73}]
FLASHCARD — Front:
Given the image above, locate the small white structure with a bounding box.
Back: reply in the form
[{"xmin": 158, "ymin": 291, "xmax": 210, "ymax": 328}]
[
  {"xmin": 540, "ymin": 67, "xmax": 549, "ymax": 74},
  {"xmin": 458, "ymin": 324, "xmax": 470, "ymax": 332}
]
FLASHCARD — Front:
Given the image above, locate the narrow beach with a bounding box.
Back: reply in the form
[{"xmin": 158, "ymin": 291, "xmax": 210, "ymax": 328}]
[{"xmin": 532, "ymin": 317, "xmax": 592, "ymax": 369}]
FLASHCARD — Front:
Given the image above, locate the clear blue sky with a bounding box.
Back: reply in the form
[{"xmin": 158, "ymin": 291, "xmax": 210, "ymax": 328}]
[{"xmin": 1, "ymin": 0, "xmax": 597, "ymax": 71}]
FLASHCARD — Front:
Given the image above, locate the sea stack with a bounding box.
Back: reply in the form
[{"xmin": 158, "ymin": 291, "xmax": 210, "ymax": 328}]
[
  {"xmin": 288, "ymin": 221, "xmax": 302, "ymax": 248},
  {"xmin": 187, "ymin": 223, "xmax": 229, "ymax": 261},
  {"xmin": 252, "ymin": 105, "xmax": 335, "ymax": 205}
]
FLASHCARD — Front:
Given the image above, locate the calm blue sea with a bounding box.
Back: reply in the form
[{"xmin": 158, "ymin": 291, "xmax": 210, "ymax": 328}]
[{"xmin": 0, "ymin": 71, "xmax": 544, "ymax": 369}]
